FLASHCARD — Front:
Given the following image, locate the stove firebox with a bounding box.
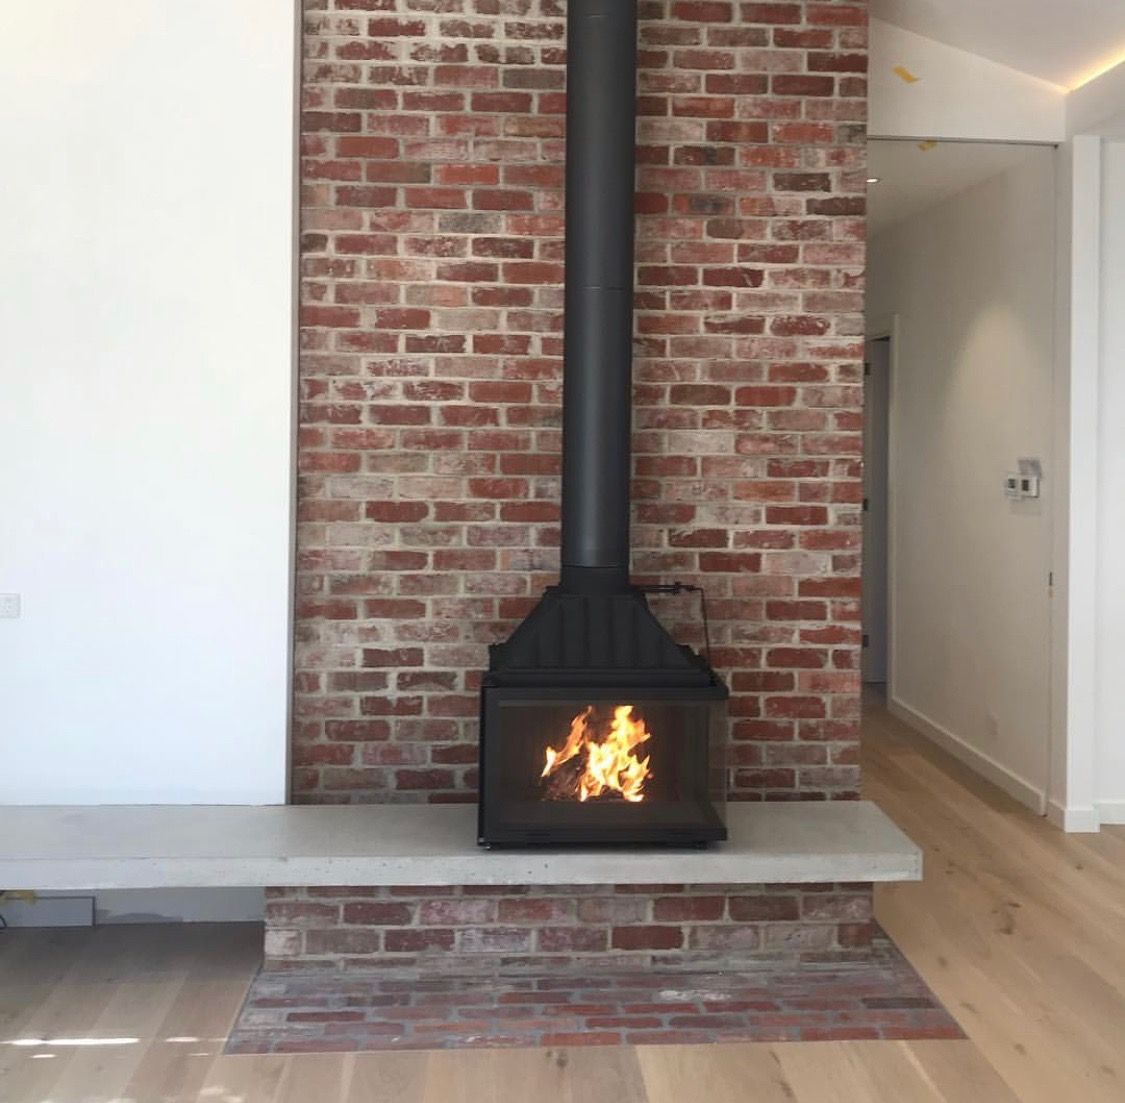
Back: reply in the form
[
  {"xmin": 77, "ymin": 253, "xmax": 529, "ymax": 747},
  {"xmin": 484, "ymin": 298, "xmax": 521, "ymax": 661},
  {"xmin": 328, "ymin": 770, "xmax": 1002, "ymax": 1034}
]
[
  {"xmin": 480, "ymin": 687, "xmax": 727, "ymax": 847},
  {"xmin": 477, "ymin": 0, "xmax": 729, "ymax": 848}
]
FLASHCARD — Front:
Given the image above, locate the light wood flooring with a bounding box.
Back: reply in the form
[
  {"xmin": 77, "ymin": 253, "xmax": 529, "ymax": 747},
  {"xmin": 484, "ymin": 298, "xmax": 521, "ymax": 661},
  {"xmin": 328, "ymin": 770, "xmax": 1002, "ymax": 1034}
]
[{"xmin": 1, "ymin": 694, "xmax": 1122, "ymax": 1102}]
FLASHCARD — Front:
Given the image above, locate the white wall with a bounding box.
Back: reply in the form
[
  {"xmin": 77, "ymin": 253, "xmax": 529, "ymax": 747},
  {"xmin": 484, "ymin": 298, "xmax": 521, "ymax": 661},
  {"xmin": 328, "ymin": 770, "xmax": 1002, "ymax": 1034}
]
[
  {"xmin": 868, "ymin": 150, "xmax": 1057, "ymax": 811},
  {"xmin": 1095, "ymin": 141, "xmax": 1125, "ymax": 822},
  {"xmin": 870, "ymin": 19, "xmax": 1066, "ymax": 143},
  {"xmin": 1049, "ymin": 137, "xmax": 1102, "ymax": 830},
  {"xmin": 0, "ymin": 1, "xmax": 296, "ymax": 804},
  {"xmin": 1069, "ymin": 61, "xmax": 1125, "ymax": 137}
]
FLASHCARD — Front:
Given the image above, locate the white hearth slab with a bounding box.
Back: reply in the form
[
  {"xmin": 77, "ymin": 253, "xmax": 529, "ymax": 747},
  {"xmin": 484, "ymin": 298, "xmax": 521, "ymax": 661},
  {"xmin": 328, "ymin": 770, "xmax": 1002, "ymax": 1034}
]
[{"xmin": 0, "ymin": 802, "xmax": 921, "ymax": 890}]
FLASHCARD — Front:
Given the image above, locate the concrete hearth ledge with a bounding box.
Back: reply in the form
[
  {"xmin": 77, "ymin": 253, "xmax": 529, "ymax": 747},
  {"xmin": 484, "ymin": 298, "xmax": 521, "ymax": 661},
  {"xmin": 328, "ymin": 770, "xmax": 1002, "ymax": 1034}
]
[{"xmin": 0, "ymin": 801, "xmax": 920, "ymax": 891}]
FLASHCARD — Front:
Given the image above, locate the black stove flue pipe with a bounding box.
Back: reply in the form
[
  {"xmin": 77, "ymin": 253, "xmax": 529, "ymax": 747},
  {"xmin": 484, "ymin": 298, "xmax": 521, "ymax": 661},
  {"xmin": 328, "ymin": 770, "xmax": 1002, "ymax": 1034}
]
[{"xmin": 559, "ymin": 0, "xmax": 639, "ymax": 596}]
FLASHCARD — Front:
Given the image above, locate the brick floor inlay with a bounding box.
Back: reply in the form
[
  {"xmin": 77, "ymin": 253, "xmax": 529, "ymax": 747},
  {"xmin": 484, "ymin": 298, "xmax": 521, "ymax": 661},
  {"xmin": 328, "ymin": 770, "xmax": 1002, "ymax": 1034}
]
[{"xmin": 227, "ymin": 933, "xmax": 961, "ymax": 1054}]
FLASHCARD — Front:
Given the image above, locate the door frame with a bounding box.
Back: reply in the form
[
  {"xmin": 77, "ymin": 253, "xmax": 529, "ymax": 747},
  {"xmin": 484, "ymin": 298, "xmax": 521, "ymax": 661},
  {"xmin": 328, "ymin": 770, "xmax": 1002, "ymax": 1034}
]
[{"xmin": 866, "ymin": 314, "xmax": 901, "ymax": 702}]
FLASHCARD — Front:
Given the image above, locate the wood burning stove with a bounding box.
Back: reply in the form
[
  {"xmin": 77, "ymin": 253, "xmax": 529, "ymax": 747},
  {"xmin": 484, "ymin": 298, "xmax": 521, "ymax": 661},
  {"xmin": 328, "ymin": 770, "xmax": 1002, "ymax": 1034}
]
[{"xmin": 477, "ymin": 0, "xmax": 729, "ymax": 848}]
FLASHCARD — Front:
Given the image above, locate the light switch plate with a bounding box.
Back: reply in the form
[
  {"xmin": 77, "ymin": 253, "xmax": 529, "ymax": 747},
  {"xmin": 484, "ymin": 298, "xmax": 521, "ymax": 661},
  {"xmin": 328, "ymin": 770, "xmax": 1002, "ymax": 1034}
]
[{"xmin": 0, "ymin": 594, "xmax": 21, "ymax": 618}]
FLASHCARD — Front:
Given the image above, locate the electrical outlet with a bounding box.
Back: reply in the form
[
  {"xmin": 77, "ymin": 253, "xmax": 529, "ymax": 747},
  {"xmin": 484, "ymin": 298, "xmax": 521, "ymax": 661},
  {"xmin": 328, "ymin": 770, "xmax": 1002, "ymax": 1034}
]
[{"xmin": 0, "ymin": 593, "xmax": 20, "ymax": 619}]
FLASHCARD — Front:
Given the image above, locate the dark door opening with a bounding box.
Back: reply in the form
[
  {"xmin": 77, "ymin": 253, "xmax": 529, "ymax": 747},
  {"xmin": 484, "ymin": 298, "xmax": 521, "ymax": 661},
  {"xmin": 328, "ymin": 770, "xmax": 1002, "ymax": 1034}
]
[{"xmin": 863, "ymin": 336, "xmax": 891, "ymax": 685}]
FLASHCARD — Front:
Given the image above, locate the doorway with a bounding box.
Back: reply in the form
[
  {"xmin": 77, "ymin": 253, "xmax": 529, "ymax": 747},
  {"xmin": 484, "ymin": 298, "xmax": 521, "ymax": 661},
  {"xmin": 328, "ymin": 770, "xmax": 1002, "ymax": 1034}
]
[
  {"xmin": 863, "ymin": 138, "xmax": 1056, "ymax": 816},
  {"xmin": 862, "ymin": 336, "xmax": 890, "ymax": 686}
]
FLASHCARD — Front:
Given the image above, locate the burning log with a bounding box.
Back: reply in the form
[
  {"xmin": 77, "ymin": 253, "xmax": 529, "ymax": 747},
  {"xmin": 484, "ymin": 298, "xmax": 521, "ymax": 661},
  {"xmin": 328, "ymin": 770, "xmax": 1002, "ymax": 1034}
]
[{"xmin": 542, "ymin": 757, "xmax": 586, "ymax": 802}]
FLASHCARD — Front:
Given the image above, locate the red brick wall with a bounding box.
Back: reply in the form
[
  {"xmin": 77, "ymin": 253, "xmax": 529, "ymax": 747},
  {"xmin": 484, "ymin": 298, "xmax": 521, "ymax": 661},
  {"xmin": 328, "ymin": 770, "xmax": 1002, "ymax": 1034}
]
[
  {"xmin": 295, "ymin": 0, "xmax": 868, "ymax": 803},
  {"xmin": 265, "ymin": 883, "xmax": 874, "ymax": 971}
]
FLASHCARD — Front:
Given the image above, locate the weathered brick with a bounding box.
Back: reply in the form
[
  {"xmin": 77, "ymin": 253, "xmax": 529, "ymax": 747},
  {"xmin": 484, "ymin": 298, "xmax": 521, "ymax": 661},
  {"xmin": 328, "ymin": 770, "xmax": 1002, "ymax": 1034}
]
[
  {"xmin": 265, "ymin": 885, "xmax": 875, "ymax": 971},
  {"xmin": 295, "ymin": 0, "xmax": 866, "ymax": 806},
  {"xmin": 611, "ymin": 926, "xmax": 685, "ymax": 951},
  {"xmin": 538, "ymin": 926, "xmax": 611, "ymax": 953},
  {"xmin": 384, "ymin": 928, "xmax": 456, "ymax": 953},
  {"xmin": 653, "ymin": 895, "xmax": 726, "ymax": 922},
  {"xmin": 343, "ymin": 902, "xmax": 415, "ymax": 925}
]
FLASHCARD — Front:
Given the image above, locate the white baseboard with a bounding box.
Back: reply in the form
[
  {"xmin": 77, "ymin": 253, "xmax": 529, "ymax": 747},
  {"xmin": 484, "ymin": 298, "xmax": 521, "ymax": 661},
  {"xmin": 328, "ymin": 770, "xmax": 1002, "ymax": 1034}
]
[
  {"xmin": 888, "ymin": 697, "xmax": 1046, "ymax": 816},
  {"xmin": 1047, "ymin": 799, "xmax": 1101, "ymax": 833},
  {"xmin": 1095, "ymin": 800, "xmax": 1125, "ymax": 826}
]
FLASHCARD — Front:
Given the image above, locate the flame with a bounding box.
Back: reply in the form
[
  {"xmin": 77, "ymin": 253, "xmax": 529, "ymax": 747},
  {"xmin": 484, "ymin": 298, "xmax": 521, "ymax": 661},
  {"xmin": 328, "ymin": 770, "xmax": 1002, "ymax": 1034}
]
[{"xmin": 541, "ymin": 705, "xmax": 653, "ymax": 803}]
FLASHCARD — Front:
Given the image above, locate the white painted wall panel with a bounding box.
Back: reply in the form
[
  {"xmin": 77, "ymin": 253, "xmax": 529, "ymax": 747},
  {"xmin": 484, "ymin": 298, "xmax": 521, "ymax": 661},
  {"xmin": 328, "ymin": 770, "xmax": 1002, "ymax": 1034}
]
[
  {"xmin": 1095, "ymin": 141, "xmax": 1125, "ymax": 822},
  {"xmin": 0, "ymin": 2, "xmax": 296, "ymax": 803},
  {"xmin": 870, "ymin": 20, "xmax": 1066, "ymax": 143}
]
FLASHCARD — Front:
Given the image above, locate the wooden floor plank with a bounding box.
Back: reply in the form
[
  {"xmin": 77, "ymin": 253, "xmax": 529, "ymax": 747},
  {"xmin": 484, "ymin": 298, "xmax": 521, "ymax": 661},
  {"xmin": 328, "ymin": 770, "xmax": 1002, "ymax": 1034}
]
[
  {"xmin": 775, "ymin": 1040, "xmax": 956, "ymax": 1103},
  {"xmin": 637, "ymin": 1043, "xmax": 796, "ymax": 1102},
  {"xmin": 122, "ymin": 1039, "xmax": 223, "ymax": 1103},
  {"xmin": 901, "ymin": 1040, "xmax": 1024, "ymax": 1103},
  {"xmin": 863, "ymin": 693, "xmax": 1125, "ymax": 1103},
  {"xmin": 418, "ymin": 1047, "xmax": 649, "ymax": 1103},
  {"xmin": 348, "ymin": 1052, "xmax": 428, "ymax": 1103},
  {"xmin": 194, "ymin": 1053, "xmax": 288, "ymax": 1103},
  {"xmin": 276, "ymin": 1053, "xmax": 352, "ymax": 1103}
]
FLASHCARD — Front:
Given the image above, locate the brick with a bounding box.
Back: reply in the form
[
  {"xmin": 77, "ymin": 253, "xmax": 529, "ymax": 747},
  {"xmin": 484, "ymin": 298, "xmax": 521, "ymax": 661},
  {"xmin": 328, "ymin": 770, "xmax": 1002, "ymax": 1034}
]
[
  {"xmin": 808, "ymin": 52, "xmax": 868, "ymax": 74},
  {"xmin": 742, "ymin": 3, "xmax": 802, "ymax": 23},
  {"xmin": 538, "ymin": 927, "xmax": 610, "ymax": 953},
  {"xmin": 765, "ymin": 696, "xmax": 826, "ymax": 719},
  {"xmin": 294, "ymin": 0, "xmax": 867, "ymax": 806},
  {"xmin": 419, "ymin": 898, "xmax": 497, "ymax": 925},
  {"xmin": 766, "ymin": 505, "xmax": 829, "ymax": 526},
  {"xmin": 801, "ymin": 893, "xmax": 872, "ymax": 921},
  {"xmin": 343, "ymin": 902, "xmax": 414, "ymax": 925},
  {"xmin": 264, "ymin": 902, "xmax": 339, "ymax": 926},
  {"xmin": 577, "ymin": 897, "xmax": 649, "ymax": 924},
  {"xmin": 324, "ymin": 721, "xmax": 391, "ymax": 742},
  {"xmin": 708, "ymin": 121, "xmax": 769, "ymax": 143},
  {"xmin": 653, "ymin": 895, "xmax": 725, "ymax": 922},
  {"xmin": 611, "ymin": 926, "xmax": 684, "ymax": 951},
  {"xmin": 688, "ymin": 924, "xmax": 762, "ymax": 951},
  {"xmin": 838, "ymin": 921, "xmax": 877, "ymax": 948},
  {"xmin": 368, "ymin": 17, "xmax": 425, "ymax": 36},
  {"xmin": 540, "ymin": 1032, "xmax": 622, "ymax": 1047},
  {"xmin": 772, "ymin": 74, "xmax": 836, "ymax": 96},
  {"xmin": 673, "ymin": 1, "xmax": 734, "ymax": 19},
  {"xmin": 774, "ymin": 173, "xmax": 832, "ymax": 192},
  {"xmin": 498, "ymin": 898, "xmax": 576, "ymax": 924},
  {"xmin": 458, "ymin": 927, "xmax": 533, "ymax": 952},
  {"xmin": 807, "ymin": 4, "xmax": 868, "ymax": 27},
  {"xmin": 730, "ymin": 894, "xmax": 800, "ymax": 921},
  {"xmin": 384, "ymin": 929, "xmax": 456, "ymax": 953},
  {"xmin": 305, "ymin": 929, "xmax": 382, "ymax": 956}
]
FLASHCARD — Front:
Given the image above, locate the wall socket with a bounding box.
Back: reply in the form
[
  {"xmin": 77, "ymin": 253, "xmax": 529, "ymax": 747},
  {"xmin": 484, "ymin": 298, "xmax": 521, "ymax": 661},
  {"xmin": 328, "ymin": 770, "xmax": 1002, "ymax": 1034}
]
[{"xmin": 0, "ymin": 594, "xmax": 21, "ymax": 619}]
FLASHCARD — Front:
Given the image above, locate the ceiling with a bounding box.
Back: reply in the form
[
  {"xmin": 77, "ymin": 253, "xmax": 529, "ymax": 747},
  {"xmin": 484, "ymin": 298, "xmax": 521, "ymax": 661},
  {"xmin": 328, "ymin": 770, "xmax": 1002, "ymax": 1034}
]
[
  {"xmin": 866, "ymin": 140, "xmax": 1053, "ymax": 237},
  {"xmin": 872, "ymin": 0, "xmax": 1125, "ymax": 89}
]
